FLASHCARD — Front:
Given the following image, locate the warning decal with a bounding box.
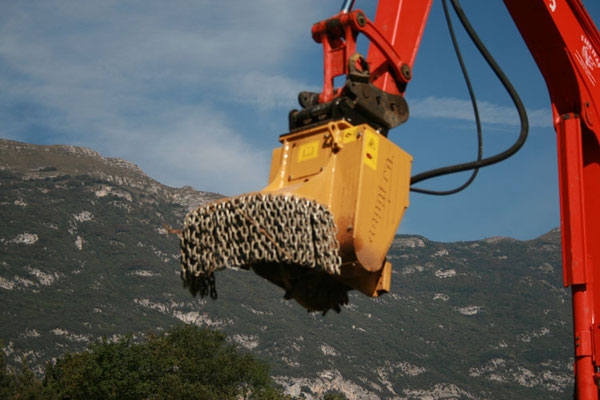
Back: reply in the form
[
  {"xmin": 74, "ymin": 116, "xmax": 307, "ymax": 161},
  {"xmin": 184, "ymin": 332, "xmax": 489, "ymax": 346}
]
[
  {"xmin": 343, "ymin": 129, "xmax": 358, "ymax": 144},
  {"xmin": 363, "ymin": 131, "xmax": 379, "ymax": 170}
]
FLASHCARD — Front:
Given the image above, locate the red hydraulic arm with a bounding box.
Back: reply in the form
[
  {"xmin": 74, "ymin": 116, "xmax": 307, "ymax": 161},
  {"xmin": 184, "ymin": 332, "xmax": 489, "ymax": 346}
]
[
  {"xmin": 502, "ymin": 1, "xmax": 600, "ymax": 398},
  {"xmin": 366, "ymin": 0, "xmax": 434, "ymax": 96},
  {"xmin": 311, "ymin": 0, "xmax": 433, "ymax": 103},
  {"xmin": 310, "ymin": 0, "xmax": 600, "ymax": 398}
]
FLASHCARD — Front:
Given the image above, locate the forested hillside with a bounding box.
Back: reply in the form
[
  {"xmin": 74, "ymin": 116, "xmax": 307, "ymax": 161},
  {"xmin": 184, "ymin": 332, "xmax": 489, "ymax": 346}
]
[{"xmin": 1, "ymin": 138, "xmax": 572, "ymax": 399}]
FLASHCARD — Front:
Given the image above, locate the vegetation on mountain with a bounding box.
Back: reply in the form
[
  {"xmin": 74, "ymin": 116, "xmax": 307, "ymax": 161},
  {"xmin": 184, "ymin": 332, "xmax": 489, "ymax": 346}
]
[
  {"xmin": 0, "ymin": 139, "xmax": 573, "ymax": 399},
  {"xmin": 1, "ymin": 347, "xmax": 46, "ymax": 400},
  {"xmin": 1, "ymin": 325, "xmax": 289, "ymax": 400},
  {"xmin": 322, "ymin": 392, "xmax": 348, "ymax": 400}
]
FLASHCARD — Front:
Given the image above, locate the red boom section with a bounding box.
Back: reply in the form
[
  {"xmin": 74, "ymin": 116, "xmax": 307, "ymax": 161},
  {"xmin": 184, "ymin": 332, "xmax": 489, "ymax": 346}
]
[
  {"xmin": 311, "ymin": 1, "xmax": 432, "ymax": 103},
  {"xmin": 503, "ymin": 1, "xmax": 600, "ymax": 398},
  {"xmin": 367, "ymin": 0, "xmax": 433, "ymax": 95},
  {"xmin": 310, "ymin": 0, "xmax": 600, "ymax": 397}
]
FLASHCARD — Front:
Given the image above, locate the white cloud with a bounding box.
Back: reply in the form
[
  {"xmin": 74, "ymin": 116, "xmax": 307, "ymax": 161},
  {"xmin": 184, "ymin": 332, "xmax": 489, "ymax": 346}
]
[
  {"xmin": 0, "ymin": 0, "xmax": 330, "ymax": 194},
  {"xmin": 0, "ymin": 0, "xmax": 555, "ymax": 198},
  {"xmin": 410, "ymin": 96, "xmax": 553, "ymax": 128},
  {"xmin": 85, "ymin": 104, "xmax": 270, "ymax": 196},
  {"xmin": 232, "ymin": 71, "xmax": 321, "ymax": 110}
]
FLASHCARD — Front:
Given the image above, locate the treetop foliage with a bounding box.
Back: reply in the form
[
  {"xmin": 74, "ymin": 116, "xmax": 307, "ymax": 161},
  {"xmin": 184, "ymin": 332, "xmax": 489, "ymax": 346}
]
[{"xmin": 2, "ymin": 325, "xmax": 290, "ymax": 400}]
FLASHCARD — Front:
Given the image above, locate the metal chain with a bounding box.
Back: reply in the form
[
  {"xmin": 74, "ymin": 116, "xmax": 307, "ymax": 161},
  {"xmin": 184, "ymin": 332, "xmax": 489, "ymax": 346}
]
[{"xmin": 179, "ymin": 193, "xmax": 342, "ymax": 297}]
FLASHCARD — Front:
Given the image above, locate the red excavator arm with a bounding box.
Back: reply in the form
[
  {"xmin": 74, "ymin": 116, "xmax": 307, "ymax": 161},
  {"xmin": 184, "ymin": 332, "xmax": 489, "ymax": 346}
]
[
  {"xmin": 289, "ymin": 0, "xmax": 600, "ymax": 396},
  {"xmin": 312, "ymin": 0, "xmax": 600, "ymax": 397},
  {"xmin": 179, "ymin": 1, "xmax": 600, "ymax": 397},
  {"xmin": 503, "ymin": 1, "xmax": 600, "ymax": 398}
]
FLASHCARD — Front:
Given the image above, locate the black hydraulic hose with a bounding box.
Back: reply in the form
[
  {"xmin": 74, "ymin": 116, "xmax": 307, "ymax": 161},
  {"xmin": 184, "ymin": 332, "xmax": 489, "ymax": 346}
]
[
  {"xmin": 410, "ymin": 0, "xmax": 529, "ymax": 188},
  {"xmin": 411, "ymin": 0, "xmax": 483, "ymax": 195},
  {"xmin": 340, "ymin": 0, "xmax": 356, "ymax": 13}
]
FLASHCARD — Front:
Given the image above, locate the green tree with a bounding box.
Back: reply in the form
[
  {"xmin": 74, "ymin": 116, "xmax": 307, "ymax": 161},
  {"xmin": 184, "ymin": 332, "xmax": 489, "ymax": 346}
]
[
  {"xmin": 0, "ymin": 349, "xmax": 47, "ymax": 400},
  {"xmin": 42, "ymin": 324, "xmax": 288, "ymax": 400},
  {"xmin": 322, "ymin": 391, "xmax": 348, "ymax": 400},
  {"xmin": 12, "ymin": 358, "xmax": 47, "ymax": 400},
  {"xmin": 0, "ymin": 348, "xmax": 15, "ymax": 399}
]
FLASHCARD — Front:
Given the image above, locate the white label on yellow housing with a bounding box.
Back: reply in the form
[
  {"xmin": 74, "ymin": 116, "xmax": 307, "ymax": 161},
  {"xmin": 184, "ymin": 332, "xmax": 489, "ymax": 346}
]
[{"xmin": 297, "ymin": 140, "xmax": 320, "ymax": 162}]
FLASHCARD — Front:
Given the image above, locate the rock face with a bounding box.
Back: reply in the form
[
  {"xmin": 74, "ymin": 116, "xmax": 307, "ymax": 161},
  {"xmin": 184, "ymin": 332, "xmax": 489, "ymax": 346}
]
[
  {"xmin": 0, "ymin": 138, "xmax": 220, "ymax": 212},
  {"xmin": 0, "ymin": 138, "xmax": 572, "ymax": 399}
]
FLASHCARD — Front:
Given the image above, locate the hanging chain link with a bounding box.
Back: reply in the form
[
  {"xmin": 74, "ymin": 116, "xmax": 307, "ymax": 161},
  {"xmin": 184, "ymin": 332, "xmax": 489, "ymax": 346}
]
[{"xmin": 179, "ymin": 193, "xmax": 342, "ymax": 298}]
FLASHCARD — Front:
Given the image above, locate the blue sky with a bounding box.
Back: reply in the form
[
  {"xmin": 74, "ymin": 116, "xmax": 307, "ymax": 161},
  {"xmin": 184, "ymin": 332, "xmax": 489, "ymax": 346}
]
[{"xmin": 1, "ymin": 0, "xmax": 599, "ymax": 242}]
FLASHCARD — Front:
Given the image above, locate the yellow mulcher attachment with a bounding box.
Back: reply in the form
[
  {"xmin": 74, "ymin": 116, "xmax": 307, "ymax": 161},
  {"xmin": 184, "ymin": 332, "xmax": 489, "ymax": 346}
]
[{"xmin": 179, "ymin": 120, "xmax": 412, "ymax": 313}]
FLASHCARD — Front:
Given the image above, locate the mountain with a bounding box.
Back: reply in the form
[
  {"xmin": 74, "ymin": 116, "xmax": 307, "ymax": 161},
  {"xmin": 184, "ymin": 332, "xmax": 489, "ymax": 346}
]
[{"xmin": 0, "ymin": 138, "xmax": 572, "ymax": 400}]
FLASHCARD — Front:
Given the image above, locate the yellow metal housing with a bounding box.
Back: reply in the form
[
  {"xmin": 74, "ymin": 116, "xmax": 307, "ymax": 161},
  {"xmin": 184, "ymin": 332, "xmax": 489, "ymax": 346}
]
[{"xmin": 262, "ymin": 120, "xmax": 412, "ymax": 297}]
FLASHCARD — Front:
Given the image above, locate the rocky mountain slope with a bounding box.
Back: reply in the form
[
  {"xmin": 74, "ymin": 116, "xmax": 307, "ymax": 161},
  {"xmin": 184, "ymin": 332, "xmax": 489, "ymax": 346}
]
[{"xmin": 0, "ymin": 138, "xmax": 572, "ymax": 399}]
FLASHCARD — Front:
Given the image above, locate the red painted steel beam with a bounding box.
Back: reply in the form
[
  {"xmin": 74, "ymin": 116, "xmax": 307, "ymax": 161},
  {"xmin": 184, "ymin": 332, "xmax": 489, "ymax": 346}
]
[
  {"xmin": 366, "ymin": 0, "xmax": 433, "ymax": 95},
  {"xmin": 504, "ymin": 1, "xmax": 600, "ymax": 398},
  {"xmin": 556, "ymin": 115, "xmax": 596, "ymax": 399},
  {"xmin": 311, "ymin": 0, "xmax": 433, "ymax": 103}
]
